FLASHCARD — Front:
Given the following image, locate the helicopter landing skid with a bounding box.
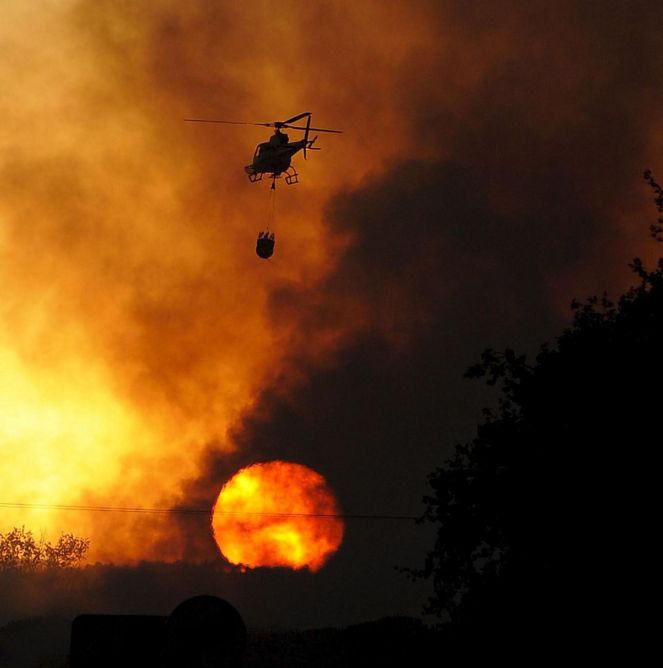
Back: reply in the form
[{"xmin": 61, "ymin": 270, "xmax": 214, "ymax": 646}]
[
  {"xmin": 248, "ymin": 172, "xmax": 263, "ymax": 183},
  {"xmin": 285, "ymin": 168, "xmax": 299, "ymax": 185}
]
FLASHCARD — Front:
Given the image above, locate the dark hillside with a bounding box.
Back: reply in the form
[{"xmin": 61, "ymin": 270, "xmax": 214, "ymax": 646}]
[{"xmin": 0, "ymin": 615, "xmax": 438, "ymax": 667}]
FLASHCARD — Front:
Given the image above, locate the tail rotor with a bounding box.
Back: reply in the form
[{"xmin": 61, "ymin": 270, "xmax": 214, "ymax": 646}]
[{"xmin": 303, "ymin": 113, "xmax": 311, "ymax": 159}]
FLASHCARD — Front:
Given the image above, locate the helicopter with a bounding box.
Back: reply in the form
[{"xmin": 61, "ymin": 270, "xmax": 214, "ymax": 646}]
[{"xmin": 184, "ymin": 112, "xmax": 342, "ymax": 189}]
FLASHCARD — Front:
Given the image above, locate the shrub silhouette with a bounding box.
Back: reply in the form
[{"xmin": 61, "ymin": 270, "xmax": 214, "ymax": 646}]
[{"xmin": 0, "ymin": 526, "xmax": 89, "ymax": 571}]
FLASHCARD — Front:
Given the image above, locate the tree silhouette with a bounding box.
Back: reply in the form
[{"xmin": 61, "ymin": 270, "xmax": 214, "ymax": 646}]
[
  {"xmin": 411, "ymin": 173, "xmax": 662, "ymax": 655},
  {"xmin": 644, "ymin": 169, "xmax": 663, "ymax": 241},
  {"xmin": 0, "ymin": 526, "xmax": 89, "ymax": 571}
]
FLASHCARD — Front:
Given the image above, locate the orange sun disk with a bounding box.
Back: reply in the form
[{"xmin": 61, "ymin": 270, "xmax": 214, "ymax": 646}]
[{"xmin": 212, "ymin": 461, "xmax": 344, "ymax": 572}]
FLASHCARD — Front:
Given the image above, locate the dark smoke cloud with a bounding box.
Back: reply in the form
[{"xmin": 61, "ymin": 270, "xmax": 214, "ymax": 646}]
[
  {"xmin": 3, "ymin": 0, "xmax": 663, "ymax": 627},
  {"xmin": 165, "ymin": 0, "xmax": 663, "ymax": 621}
]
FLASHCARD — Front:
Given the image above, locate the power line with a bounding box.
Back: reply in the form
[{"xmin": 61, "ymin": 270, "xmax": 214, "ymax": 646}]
[{"xmin": 0, "ymin": 501, "xmax": 417, "ymax": 521}]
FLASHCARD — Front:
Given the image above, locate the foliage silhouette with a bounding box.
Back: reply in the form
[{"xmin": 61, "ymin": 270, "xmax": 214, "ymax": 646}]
[
  {"xmin": 644, "ymin": 169, "xmax": 663, "ymax": 241},
  {"xmin": 0, "ymin": 526, "xmax": 89, "ymax": 571},
  {"xmin": 410, "ymin": 173, "xmax": 662, "ymax": 654}
]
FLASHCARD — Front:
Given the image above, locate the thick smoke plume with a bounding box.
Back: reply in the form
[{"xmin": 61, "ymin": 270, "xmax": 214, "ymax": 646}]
[{"xmin": 1, "ymin": 3, "xmax": 662, "ymax": 629}]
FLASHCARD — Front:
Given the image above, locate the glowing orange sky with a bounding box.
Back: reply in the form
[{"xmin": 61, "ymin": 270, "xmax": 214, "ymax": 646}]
[
  {"xmin": 0, "ymin": 0, "xmax": 448, "ymax": 562},
  {"xmin": 1, "ymin": 1, "xmax": 661, "ymax": 564}
]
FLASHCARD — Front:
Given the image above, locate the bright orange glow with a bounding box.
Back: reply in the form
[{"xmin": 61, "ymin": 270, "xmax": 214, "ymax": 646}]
[
  {"xmin": 212, "ymin": 461, "xmax": 344, "ymax": 571},
  {"xmin": 1, "ymin": 1, "xmax": 659, "ymax": 566},
  {"xmin": 0, "ymin": 0, "xmax": 439, "ymax": 564}
]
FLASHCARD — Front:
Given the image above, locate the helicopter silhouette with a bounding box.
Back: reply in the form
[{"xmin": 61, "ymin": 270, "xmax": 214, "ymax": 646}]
[{"xmin": 184, "ymin": 112, "xmax": 342, "ymax": 189}]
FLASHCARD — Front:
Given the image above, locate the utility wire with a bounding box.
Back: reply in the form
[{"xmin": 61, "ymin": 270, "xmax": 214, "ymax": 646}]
[{"xmin": 0, "ymin": 502, "xmax": 418, "ymax": 521}]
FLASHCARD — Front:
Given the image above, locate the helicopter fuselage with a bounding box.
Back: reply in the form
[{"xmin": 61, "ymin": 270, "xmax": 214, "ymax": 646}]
[{"xmin": 244, "ymin": 137, "xmax": 307, "ymax": 178}]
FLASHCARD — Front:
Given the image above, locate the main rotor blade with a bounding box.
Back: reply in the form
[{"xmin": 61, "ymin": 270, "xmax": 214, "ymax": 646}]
[
  {"xmin": 184, "ymin": 116, "xmax": 342, "ymax": 133},
  {"xmin": 282, "ymin": 124, "xmax": 343, "ymax": 133},
  {"xmin": 282, "ymin": 111, "xmax": 311, "ymax": 125},
  {"xmin": 184, "ymin": 118, "xmax": 273, "ymax": 127}
]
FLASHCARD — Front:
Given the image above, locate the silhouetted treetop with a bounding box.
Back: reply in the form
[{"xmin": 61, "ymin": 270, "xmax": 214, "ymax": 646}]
[
  {"xmin": 411, "ymin": 175, "xmax": 662, "ymax": 655},
  {"xmin": 644, "ymin": 169, "xmax": 663, "ymax": 241}
]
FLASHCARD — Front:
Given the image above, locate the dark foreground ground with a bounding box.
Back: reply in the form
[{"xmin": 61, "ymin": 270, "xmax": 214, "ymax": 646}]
[{"xmin": 0, "ymin": 615, "xmax": 440, "ymax": 667}]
